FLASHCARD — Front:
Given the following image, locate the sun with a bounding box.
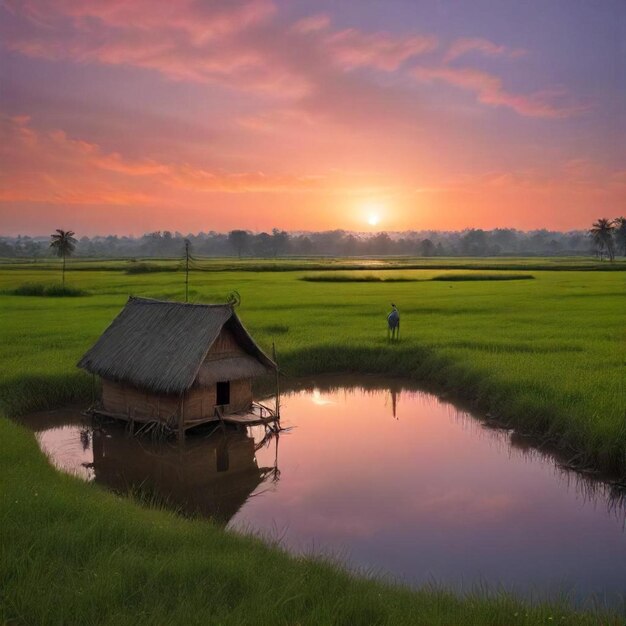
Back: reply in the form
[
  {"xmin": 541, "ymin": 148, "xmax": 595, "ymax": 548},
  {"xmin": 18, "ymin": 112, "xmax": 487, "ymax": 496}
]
[
  {"xmin": 362, "ymin": 201, "xmax": 385, "ymax": 227},
  {"xmin": 367, "ymin": 213, "xmax": 380, "ymax": 226}
]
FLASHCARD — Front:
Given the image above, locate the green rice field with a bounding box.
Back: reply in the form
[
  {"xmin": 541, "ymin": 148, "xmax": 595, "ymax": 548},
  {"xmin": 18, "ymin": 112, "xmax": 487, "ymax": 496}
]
[{"xmin": 1, "ymin": 258, "xmax": 625, "ymax": 624}]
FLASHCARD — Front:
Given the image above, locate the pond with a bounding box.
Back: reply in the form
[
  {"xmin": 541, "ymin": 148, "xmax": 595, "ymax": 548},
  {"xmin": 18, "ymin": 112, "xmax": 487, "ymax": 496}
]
[{"xmin": 20, "ymin": 377, "xmax": 626, "ymax": 607}]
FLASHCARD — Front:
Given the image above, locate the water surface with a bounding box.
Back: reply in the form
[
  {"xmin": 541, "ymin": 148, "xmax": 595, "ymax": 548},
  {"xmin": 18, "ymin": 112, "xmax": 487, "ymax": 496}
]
[{"xmin": 21, "ymin": 378, "xmax": 626, "ymax": 606}]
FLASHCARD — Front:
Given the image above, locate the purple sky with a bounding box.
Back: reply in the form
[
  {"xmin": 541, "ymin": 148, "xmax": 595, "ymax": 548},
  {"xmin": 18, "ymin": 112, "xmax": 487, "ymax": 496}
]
[{"xmin": 1, "ymin": 0, "xmax": 624, "ymax": 235}]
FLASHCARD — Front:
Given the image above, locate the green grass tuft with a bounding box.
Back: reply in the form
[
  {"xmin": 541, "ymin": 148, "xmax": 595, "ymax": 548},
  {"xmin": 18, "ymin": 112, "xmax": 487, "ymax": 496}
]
[
  {"xmin": 4, "ymin": 283, "xmax": 89, "ymax": 297},
  {"xmin": 124, "ymin": 262, "xmax": 179, "ymax": 274}
]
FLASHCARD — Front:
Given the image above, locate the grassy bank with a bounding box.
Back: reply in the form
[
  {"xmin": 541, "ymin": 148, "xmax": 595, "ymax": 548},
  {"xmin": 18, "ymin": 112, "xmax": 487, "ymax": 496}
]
[
  {"xmin": 2, "ymin": 418, "xmax": 610, "ymax": 625},
  {"xmin": 1, "ymin": 262, "xmax": 624, "ymax": 623}
]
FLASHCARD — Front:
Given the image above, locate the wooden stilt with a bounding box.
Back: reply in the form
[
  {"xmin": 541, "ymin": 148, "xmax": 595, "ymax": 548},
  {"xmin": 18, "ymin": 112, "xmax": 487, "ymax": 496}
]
[
  {"xmin": 127, "ymin": 407, "xmax": 135, "ymax": 436},
  {"xmin": 272, "ymin": 342, "xmax": 280, "ymax": 419},
  {"xmin": 178, "ymin": 394, "xmax": 185, "ymax": 442},
  {"xmin": 216, "ymin": 405, "xmax": 227, "ymax": 434}
]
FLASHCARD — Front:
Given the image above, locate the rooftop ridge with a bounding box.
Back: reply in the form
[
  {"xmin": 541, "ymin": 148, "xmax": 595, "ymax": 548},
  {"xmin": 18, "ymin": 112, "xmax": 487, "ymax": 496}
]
[{"xmin": 128, "ymin": 295, "xmax": 233, "ymax": 308}]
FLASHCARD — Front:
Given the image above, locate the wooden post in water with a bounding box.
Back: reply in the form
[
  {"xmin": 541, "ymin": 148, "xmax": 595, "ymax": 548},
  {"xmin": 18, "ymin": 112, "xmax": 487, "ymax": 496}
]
[
  {"xmin": 216, "ymin": 405, "xmax": 226, "ymax": 434},
  {"xmin": 272, "ymin": 342, "xmax": 280, "ymax": 419},
  {"xmin": 178, "ymin": 394, "xmax": 185, "ymax": 442}
]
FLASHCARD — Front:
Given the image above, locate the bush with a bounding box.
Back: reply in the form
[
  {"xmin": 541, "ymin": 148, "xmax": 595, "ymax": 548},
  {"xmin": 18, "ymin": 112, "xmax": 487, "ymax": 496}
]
[
  {"xmin": 11, "ymin": 283, "xmax": 45, "ymax": 296},
  {"xmin": 124, "ymin": 262, "xmax": 179, "ymax": 274},
  {"xmin": 44, "ymin": 284, "xmax": 88, "ymax": 296},
  {"xmin": 6, "ymin": 283, "xmax": 88, "ymax": 297}
]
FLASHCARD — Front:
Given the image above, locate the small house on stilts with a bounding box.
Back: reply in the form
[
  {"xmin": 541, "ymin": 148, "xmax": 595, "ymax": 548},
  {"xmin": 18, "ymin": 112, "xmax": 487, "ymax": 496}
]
[{"xmin": 78, "ymin": 297, "xmax": 279, "ymax": 437}]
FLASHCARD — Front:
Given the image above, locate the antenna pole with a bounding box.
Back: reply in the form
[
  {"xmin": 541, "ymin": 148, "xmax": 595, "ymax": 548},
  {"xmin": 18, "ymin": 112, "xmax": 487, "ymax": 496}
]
[{"xmin": 184, "ymin": 239, "xmax": 190, "ymax": 302}]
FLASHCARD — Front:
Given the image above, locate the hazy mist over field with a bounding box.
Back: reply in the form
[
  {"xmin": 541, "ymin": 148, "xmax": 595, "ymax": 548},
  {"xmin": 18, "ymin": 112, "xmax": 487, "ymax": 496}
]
[{"xmin": 0, "ymin": 227, "xmax": 602, "ymax": 258}]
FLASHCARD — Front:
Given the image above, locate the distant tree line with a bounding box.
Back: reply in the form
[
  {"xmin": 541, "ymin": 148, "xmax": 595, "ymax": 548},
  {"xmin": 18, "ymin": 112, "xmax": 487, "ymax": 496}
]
[{"xmin": 1, "ymin": 220, "xmax": 624, "ymax": 259}]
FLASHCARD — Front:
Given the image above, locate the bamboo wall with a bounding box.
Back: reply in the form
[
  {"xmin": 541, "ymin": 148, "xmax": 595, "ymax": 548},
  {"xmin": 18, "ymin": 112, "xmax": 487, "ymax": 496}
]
[
  {"xmin": 214, "ymin": 378, "xmax": 253, "ymax": 413},
  {"xmin": 184, "ymin": 378, "xmax": 253, "ymax": 416},
  {"xmin": 101, "ymin": 379, "xmax": 180, "ymax": 422},
  {"xmin": 101, "ymin": 377, "xmax": 253, "ymax": 424}
]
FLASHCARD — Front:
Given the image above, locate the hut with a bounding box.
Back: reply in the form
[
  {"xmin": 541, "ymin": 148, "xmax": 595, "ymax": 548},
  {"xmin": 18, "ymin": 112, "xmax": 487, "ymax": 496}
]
[{"xmin": 78, "ymin": 296, "xmax": 277, "ymax": 436}]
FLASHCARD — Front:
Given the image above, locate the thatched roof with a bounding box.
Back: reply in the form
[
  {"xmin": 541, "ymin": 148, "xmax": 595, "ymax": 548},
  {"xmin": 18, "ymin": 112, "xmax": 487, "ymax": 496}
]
[{"xmin": 78, "ymin": 297, "xmax": 276, "ymax": 394}]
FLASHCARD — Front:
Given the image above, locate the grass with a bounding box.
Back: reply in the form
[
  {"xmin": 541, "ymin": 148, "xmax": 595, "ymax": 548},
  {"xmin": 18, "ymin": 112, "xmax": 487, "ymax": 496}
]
[
  {"xmin": 301, "ymin": 272, "xmax": 535, "ymax": 282},
  {"xmin": 1, "ymin": 260, "xmax": 625, "ymax": 624},
  {"xmin": 301, "ymin": 273, "xmax": 419, "ymax": 282},
  {"xmin": 430, "ymin": 273, "xmax": 535, "ymax": 281}
]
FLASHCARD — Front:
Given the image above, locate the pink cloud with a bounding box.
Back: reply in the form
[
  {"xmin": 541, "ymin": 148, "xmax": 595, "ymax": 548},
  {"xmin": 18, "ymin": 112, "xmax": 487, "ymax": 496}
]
[
  {"xmin": 2, "ymin": 0, "xmax": 438, "ymax": 97},
  {"xmin": 326, "ymin": 29, "xmax": 437, "ymax": 71},
  {"xmin": 412, "ymin": 65, "xmax": 586, "ymax": 118},
  {"xmin": 91, "ymin": 152, "xmax": 172, "ymax": 177},
  {"xmin": 445, "ymin": 37, "xmax": 526, "ymax": 62},
  {"xmin": 0, "ymin": 115, "xmax": 154, "ymax": 204},
  {"xmin": 0, "ymin": 113, "xmax": 339, "ymax": 205},
  {"xmin": 2, "ymin": 0, "xmax": 583, "ymax": 125},
  {"xmin": 236, "ymin": 108, "xmax": 315, "ymax": 133},
  {"xmin": 427, "ymin": 162, "xmax": 626, "ymax": 196},
  {"xmin": 2, "ymin": 0, "xmax": 310, "ymax": 97},
  {"xmin": 3, "ymin": 0, "xmax": 276, "ymax": 42},
  {"xmin": 292, "ymin": 14, "xmax": 331, "ymax": 34}
]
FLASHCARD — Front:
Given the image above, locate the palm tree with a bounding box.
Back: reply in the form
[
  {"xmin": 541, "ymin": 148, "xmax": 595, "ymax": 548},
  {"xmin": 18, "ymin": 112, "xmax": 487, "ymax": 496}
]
[
  {"xmin": 614, "ymin": 216, "xmax": 626, "ymax": 257},
  {"xmin": 589, "ymin": 219, "xmax": 616, "ymax": 262},
  {"xmin": 49, "ymin": 229, "xmax": 77, "ymax": 286}
]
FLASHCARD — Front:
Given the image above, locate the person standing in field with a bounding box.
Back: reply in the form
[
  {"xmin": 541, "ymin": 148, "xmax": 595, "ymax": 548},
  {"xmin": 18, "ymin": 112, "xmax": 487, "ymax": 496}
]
[{"xmin": 387, "ymin": 303, "xmax": 400, "ymax": 340}]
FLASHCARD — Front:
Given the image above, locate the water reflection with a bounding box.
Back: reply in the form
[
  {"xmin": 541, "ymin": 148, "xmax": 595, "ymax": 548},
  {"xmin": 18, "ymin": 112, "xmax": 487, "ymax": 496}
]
[
  {"xmin": 20, "ymin": 378, "xmax": 626, "ymax": 606},
  {"xmin": 29, "ymin": 411, "xmax": 279, "ymax": 524}
]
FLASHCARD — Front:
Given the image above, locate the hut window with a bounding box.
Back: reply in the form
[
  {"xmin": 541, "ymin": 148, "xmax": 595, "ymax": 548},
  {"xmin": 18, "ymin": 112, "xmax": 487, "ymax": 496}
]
[{"xmin": 216, "ymin": 381, "xmax": 230, "ymax": 406}]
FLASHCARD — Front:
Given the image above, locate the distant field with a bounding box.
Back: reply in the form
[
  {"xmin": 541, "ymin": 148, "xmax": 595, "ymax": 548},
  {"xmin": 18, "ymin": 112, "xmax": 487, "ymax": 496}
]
[
  {"xmin": 1, "ymin": 255, "xmax": 625, "ymax": 273},
  {"xmin": 1, "ymin": 259, "xmax": 625, "ymax": 625},
  {"xmin": 300, "ymin": 271, "xmax": 536, "ymax": 282}
]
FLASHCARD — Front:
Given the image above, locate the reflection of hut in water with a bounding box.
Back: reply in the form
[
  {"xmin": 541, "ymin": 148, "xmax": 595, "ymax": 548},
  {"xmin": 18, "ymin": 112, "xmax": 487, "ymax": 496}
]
[
  {"xmin": 89, "ymin": 426, "xmax": 277, "ymax": 523},
  {"xmin": 78, "ymin": 297, "xmax": 278, "ymax": 437}
]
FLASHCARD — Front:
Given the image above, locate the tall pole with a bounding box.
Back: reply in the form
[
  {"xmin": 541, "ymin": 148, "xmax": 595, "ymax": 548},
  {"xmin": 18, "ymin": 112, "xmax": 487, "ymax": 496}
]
[
  {"xmin": 184, "ymin": 240, "xmax": 190, "ymax": 303},
  {"xmin": 272, "ymin": 342, "xmax": 280, "ymax": 419}
]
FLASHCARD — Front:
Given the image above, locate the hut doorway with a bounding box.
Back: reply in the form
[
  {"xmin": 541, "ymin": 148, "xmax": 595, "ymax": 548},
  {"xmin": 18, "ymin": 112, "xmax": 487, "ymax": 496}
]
[{"xmin": 216, "ymin": 381, "xmax": 230, "ymax": 407}]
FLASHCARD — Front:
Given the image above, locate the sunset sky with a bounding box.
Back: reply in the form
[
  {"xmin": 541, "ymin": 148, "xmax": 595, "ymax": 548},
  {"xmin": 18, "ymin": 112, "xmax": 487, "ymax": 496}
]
[{"xmin": 1, "ymin": 0, "xmax": 624, "ymax": 235}]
